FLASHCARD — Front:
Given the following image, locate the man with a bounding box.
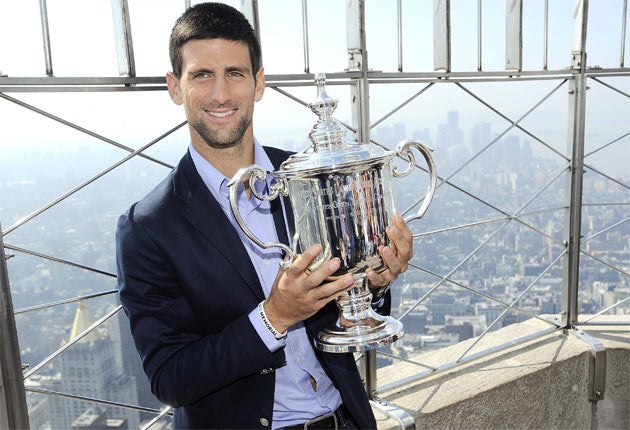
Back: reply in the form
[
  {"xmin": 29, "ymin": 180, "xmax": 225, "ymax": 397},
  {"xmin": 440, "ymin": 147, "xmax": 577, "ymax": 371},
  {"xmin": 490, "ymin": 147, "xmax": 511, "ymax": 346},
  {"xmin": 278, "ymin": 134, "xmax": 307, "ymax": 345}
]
[{"xmin": 116, "ymin": 3, "xmax": 413, "ymax": 428}]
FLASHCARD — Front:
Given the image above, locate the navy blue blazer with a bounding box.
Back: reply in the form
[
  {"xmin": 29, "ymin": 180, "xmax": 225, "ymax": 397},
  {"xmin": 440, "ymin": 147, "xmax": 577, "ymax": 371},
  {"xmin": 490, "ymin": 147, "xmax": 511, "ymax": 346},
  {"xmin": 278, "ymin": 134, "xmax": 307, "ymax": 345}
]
[{"xmin": 116, "ymin": 147, "xmax": 379, "ymax": 429}]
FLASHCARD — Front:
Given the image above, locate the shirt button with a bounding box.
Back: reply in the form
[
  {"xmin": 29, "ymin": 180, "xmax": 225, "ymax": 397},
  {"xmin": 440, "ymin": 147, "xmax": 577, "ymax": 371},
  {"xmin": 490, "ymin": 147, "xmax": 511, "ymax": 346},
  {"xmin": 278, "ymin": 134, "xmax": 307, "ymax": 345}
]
[
  {"xmin": 263, "ymin": 258, "xmax": 270, "ymax": 264},
  {"xmin": 260, "ymin": 418, "xmax": 270, "ymax": 427}
]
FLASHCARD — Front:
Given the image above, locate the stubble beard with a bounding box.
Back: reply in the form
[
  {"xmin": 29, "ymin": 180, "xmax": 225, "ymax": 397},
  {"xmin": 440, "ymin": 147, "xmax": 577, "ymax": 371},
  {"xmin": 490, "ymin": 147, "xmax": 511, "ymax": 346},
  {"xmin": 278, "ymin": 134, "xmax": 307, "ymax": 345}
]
[{"xmin": 191, "ymin": 113, "xmax": 252, "ymax": 150}]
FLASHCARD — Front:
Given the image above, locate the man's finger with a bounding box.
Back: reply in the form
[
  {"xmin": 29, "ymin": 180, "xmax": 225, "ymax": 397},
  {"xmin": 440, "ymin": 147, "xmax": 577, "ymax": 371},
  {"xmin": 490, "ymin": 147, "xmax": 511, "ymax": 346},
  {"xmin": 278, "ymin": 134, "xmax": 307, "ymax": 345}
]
[{"xmin": 286, "ymin": 244, "xmax": 322, "ymax": 276}]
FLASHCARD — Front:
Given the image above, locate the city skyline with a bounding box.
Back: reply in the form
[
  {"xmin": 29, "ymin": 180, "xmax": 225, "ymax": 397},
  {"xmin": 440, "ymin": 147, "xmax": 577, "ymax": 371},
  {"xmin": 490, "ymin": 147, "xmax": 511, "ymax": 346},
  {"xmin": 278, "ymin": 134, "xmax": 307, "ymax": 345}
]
[{"xmin": 0, "ymin": 2, "xmax": 627, "ymax": 427}]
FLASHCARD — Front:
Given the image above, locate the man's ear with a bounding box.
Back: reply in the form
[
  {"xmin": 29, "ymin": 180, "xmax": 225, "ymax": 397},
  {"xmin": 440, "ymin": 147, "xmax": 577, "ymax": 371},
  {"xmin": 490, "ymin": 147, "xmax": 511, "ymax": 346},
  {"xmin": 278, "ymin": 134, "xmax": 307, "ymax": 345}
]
[
  {"xmin": 254, "ymin": 67, "xmax": 265, "ymax": 102},
  {"xmin": 166, "ymin": 72, "xmax": 183, "ymax": 105}
]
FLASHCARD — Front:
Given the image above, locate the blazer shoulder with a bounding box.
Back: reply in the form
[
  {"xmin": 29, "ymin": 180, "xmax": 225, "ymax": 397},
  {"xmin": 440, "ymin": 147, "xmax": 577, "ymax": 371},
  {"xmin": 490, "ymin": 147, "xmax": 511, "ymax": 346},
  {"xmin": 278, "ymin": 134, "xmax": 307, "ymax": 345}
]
[
  {"xmin": 121, "ymin": 152, "xmax": 196, "ymax": 225},
  {"xmin": 262, "ymin": 146, "xmax": 294, "ymax": 169}
]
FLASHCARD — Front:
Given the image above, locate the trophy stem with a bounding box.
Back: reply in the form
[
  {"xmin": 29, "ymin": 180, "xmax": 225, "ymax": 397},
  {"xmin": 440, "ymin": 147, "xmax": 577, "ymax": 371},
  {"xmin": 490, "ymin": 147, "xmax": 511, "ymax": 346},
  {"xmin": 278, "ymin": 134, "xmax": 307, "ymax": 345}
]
[{"xmin": 315, "ymin": 273, "xmax": 404, "ymax": 353}]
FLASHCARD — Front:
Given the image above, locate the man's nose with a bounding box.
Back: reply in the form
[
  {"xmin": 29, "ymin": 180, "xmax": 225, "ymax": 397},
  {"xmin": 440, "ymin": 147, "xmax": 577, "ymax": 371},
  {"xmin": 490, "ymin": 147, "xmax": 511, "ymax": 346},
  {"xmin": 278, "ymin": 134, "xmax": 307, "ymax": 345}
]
[{"xmin": 210, "ymin": 77, "xmax": 230, "ymax": 103}]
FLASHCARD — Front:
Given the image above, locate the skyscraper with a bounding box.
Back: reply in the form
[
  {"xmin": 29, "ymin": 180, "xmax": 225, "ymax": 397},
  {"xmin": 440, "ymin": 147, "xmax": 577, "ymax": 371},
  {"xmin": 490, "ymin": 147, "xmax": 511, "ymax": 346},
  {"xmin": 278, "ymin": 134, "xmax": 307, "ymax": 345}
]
[{"xmin": 44, "ymin": 301, "xmax": 140, "ymax": 429}]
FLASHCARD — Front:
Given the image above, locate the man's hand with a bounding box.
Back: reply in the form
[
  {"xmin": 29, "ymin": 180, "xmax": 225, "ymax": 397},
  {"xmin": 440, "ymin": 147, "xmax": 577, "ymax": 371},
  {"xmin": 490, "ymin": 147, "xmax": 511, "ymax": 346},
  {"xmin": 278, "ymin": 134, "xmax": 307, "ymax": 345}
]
[
  {"xmin": 263, "ymin": 245, "xmax": 355, "ymax": 333},
  {"xmin": 366, "ymin": 212, "xmax": 413, "ymax": 288}
]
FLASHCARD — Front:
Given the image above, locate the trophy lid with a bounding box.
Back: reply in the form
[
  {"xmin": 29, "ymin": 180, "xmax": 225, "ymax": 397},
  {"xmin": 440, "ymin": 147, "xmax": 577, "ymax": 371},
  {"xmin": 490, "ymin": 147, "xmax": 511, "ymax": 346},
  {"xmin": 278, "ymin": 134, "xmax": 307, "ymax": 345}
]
[{"xmin": 278, "ymin": 73, "xmax": 393, "ymax": 177}]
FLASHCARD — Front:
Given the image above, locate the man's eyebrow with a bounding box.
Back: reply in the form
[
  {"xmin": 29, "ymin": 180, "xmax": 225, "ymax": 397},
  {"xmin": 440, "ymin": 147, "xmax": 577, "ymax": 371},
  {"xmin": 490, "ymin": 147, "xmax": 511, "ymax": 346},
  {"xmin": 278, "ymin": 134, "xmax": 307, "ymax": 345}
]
[
  {"xmin": 225, "ymin": 66, "xmax": 251, "ymax": 75},
  {"xmin": 187, "ymin": 67, "xmax": 213, "ymax": 75}
]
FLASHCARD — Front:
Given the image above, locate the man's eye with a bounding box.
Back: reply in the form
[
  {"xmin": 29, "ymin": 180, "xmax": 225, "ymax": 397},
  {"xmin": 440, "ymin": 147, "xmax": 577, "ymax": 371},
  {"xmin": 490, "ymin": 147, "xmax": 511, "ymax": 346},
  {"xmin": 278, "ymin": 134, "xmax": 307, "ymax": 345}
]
[
  {"xmin": 228, "ymin": 71, "xmax": 245, "ymax": 78},
  {"xmin": 194, "ymin": 72, "xmax": 211, "ymax": 79}
]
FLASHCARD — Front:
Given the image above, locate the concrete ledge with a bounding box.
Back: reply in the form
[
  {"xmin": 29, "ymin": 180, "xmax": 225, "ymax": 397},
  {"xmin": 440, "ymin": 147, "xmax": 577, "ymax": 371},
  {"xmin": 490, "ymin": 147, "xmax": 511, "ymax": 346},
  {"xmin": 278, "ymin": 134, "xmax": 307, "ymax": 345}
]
[{"xmin": 372, "ymin": 316, "xmax": 630, "ymax": 430}]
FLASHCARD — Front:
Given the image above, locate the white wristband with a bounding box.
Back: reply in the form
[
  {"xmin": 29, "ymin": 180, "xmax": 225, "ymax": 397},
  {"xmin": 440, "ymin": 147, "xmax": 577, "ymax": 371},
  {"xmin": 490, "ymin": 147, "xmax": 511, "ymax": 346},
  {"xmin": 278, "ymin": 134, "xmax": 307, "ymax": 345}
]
[{"xmin": 258, "ymin": 301, "xmax": 287, "ymax": 339}]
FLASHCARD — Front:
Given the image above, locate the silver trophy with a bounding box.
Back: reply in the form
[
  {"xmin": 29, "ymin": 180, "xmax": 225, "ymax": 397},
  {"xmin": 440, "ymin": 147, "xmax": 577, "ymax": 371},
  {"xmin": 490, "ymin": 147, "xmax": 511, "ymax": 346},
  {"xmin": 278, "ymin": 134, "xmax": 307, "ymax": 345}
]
[{"xmin": 228, "ymin": 73, "xmax": 437, "ymax": 353}]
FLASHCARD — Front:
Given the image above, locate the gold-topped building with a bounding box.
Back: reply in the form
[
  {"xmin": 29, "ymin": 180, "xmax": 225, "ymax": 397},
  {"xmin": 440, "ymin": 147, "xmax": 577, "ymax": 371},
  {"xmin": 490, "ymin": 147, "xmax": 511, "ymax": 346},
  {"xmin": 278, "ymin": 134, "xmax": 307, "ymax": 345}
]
[{"xmin": 36, "ymin": 301, "xmax": 140, "ymax": 429}]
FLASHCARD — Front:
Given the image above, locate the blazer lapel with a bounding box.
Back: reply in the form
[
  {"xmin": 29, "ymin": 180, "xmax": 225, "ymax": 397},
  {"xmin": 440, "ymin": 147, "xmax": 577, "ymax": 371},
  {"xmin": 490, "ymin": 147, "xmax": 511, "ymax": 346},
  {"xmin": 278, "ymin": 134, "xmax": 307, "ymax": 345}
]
[
  {"xmin": 175, "ymin": 152, "xmax": 265, "ymax": 302},
  {"xmin": 265, "ymin": 146, "xmax": 296, "ymax": 247}
]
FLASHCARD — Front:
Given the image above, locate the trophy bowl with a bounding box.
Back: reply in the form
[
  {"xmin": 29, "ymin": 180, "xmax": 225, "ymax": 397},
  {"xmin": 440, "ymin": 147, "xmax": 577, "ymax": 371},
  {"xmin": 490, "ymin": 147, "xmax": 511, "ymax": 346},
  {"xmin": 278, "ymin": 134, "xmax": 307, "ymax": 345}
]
[{"xmin": 229, "ymin": 73, "xmax": 437, "ymax": 353}]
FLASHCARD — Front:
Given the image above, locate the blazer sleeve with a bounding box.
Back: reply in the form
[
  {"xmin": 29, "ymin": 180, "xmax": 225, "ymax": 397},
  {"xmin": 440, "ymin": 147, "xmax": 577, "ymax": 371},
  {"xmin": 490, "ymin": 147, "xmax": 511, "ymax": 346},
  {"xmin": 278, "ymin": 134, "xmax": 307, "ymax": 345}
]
[{"xmin": 116, "ymin": 206, "xmax": 286, "ymax": 408}]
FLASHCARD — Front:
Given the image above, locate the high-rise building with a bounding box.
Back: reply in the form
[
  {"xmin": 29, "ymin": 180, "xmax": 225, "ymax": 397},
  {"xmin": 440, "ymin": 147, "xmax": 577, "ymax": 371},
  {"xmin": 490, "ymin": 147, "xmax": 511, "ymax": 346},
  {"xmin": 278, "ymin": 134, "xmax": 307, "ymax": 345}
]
[
  {"xmin": 44, "ymin": 301, "xmax": 140, "ymax": 429},
  {"xmin": 115, "ymin": 307, "xmax": 164, "ymax": 422}
]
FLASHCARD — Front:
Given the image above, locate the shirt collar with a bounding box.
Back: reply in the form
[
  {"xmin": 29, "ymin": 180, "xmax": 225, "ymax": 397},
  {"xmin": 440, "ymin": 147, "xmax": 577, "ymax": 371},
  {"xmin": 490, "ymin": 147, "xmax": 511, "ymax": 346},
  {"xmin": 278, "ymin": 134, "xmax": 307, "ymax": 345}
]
[{"xmin": 189, "ymin": 138, "xmax": 275, "ymax": 209}]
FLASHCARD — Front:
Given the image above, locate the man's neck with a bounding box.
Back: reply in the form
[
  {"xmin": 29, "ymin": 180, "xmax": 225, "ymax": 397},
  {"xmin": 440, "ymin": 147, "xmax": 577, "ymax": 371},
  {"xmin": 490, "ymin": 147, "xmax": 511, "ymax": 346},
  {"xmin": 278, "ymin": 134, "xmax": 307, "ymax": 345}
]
[{"xmin": 192, "ymin": 139, "xmax": 255, "ymax": 180}]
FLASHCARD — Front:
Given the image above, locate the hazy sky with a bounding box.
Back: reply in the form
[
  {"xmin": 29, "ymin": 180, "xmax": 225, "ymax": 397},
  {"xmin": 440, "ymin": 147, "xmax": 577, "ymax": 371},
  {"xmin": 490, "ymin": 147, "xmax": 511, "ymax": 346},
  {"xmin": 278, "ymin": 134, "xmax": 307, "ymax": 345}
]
[{"xmin": 0, "ymin": 1, "xmax": 628, "ymax": 178}]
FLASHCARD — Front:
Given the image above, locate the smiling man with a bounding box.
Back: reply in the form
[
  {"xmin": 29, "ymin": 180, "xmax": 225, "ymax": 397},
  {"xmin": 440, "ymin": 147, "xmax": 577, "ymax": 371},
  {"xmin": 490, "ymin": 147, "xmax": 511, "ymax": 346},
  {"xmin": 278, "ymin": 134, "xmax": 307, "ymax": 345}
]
[{"xmin": 115, "ymin": 3, "xmax": 413, "ymax": 429}]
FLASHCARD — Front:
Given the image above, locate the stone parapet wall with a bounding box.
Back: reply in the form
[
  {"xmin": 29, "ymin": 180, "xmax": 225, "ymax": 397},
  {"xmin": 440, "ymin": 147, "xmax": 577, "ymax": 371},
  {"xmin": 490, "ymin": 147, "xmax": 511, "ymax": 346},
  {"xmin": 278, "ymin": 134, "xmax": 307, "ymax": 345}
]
[{"xmin": 373, "ymin": 316, "xmax": 630, "ymax": 430}]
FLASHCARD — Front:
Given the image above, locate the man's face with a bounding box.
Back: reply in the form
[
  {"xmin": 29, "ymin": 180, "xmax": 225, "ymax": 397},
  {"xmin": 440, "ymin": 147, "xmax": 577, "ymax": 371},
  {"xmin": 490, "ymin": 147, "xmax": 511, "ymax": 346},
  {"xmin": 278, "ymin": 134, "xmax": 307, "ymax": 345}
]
[{"xmin": 166, "ymin": 38, "xmax": 265, "ymax": 151}]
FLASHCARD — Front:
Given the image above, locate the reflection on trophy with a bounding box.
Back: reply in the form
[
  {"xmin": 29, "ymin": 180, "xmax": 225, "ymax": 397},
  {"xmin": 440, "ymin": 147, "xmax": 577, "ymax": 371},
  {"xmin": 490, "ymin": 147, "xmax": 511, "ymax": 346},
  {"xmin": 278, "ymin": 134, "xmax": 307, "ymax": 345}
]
[{"xmin": 229, "ymin": 73, "xmax": 437, "ymax": 353}]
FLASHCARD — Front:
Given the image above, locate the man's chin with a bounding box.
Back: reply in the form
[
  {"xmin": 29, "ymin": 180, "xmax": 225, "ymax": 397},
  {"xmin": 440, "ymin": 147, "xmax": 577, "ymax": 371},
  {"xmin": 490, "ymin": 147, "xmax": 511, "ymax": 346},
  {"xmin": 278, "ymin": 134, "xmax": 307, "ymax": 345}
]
[{"xmin": 204, "ymin": 139, "xmax": 240, "ymax": 149}]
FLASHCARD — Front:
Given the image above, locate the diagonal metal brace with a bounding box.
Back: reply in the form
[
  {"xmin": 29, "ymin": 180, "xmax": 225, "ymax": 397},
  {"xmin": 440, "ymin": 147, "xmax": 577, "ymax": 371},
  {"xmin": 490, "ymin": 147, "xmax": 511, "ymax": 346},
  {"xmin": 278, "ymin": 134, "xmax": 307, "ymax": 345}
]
[
  {"xmin": 572, "ymin": 328, "xmax": 606, "ymax": 401},
  {"xmin": 364, "ymin": 349, "xmax": 415, "ymax": 429},
  {"xmin": 370, "ymin": 395, "xmax": 416, "ymax": 430}
]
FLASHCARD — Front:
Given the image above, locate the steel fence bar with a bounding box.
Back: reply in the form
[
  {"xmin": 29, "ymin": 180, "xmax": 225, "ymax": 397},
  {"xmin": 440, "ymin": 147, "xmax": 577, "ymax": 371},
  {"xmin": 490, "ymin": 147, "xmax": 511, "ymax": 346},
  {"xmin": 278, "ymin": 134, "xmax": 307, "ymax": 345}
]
[
  {"xmin": 0, "ymin": 92, "xmax": 173, "ymax": 169},
  {"xmin": 455, "ymin": 251, "xmax": 566, "ymax": 363},
  {"xmin": 0, "ymin": 85, "xmax": 168, "ymax": 93},
  {"xmin": 621, "ymin": 0, "xmax": 628, "ymax": 67},
  {"xmin": 582, "ymin": 202, "xmax": 630, "ymax": 207},
  {"xmin": 583, "ymin": 163, "xmax": 629, "ymax": 190},
  {"xmin": 517, "ymin": 206, "xmax": 569, "ymax": 218},
  {"xmin": 505, "ymin": 0, "xmax": 523, "ymax": 72},
  {"xmin": 584, "ymin": 131, "xmax": 630, "ymax": 158},
  {"xmin": 412, "ymin": 215, "xmax": 512, "ymax": 237},
  {"xmin": 410, "ymin": 262, "xmax": 558, "ymax": 326},
  {"xmin": 14, "ymin": 289, "xmax": 118, "ymax": 315},
  {"xmin": 112, "ymin": 0, "xmax": 136, "ymax": 77},
  {"xmin": 3, "ymin": 243, "xmax": 116, "ymax": 279},
  {"xmin": 589, "ymin": 76, "xmax": 630, "ymax": 98},
  {"xmin": 23, "ymin": 305, "xmax": 122, "ymax": 380},
  {"xmin": 0, "ymin": 221, "xmax": 30, "ymax": 429},
  {"xmin": 378, "ymin": 325, "xmax": 562, "ymax": 393},
  {"xmin": 582, "ymin": 217, "xmax": 630, "ymax": 243},
  {"xmin": 399, "ymin": 78, "xmax": 567, "ymax": 220},
  {"xmin": 376, "ymin": 349, "xmax": 436, "ymax": 371},
  {"xmin": 1, "ymin": 121, "xmax": 187, "ymax": 236},
  {"xmin": 370, "ymin": 83, "xmax": 434, "ymax": 129},
  {"xmin": 25, "ymin": 386, "xmax": 162, "ymax": 415},
  {"xmin": 3, "ymin": 68, "xmax": 628, "ymax": 91},
  {"xmin": 477, "ymin": 0, "xmax": 482, "ymax": 71},
  {"xmin": 301, "ymin": 0, "xmax": 310, "ymax": 73},
  {"xmin": 409, "ymin": 164, "xmax": 567, "ymax": 248},
  {"xmin": 579, "ymin": 296, "xmax": 630, "ymax": 324},
  {"xmin": 562, "ymin": 0, "xmax": 589, "ymax": 326},
  {"xmin": 400, "ymin": 167, "xmax": 506, "ymax": 222},
  {"xmin": 397, "ymin": 0, "xmax": 403, "ymax": 72},
  {"xmin": 433, "ymin": 0, "xmax": 451, "ymax": 72},
  {"xmin": 578, "ymin": 247, "xmax": 630, "ymax": 277},
  {"xmin": 141, "ymin": 406, "xmax": 173, "ymax": 430},
  {"xmin": 398, "ymin": 217, "xmax": 512, "ymax": 320},
  {"xmin": 455, "ymin": 80, "xmax": 570, "ymax": 161},
  {"xmin": 38, "ymin": 0, "xmax": 53, "ymax": 76},
  {"xmin": 270, "ymin": 86, "xmax": 359, "ymax": 137},
  {"xmin": 240, "ymin": 1, "xmax": 261, "ymax": 60},
  {"xmin": 399, "ymin": 163, "xmax": 567, "ymax": 321},
  {"xmin": 543, "ymin": 0, "xmax": 549, "ymax": 70}
]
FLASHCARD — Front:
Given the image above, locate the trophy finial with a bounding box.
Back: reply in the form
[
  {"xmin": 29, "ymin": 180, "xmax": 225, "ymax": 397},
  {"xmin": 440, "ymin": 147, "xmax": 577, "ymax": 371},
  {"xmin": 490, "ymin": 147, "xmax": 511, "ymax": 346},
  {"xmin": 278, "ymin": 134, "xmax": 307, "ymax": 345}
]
[
  {"xmin": 308, "ymin": 73, "xmax": 346, "ymax": 151},
  {"xmin": 314, "ymin": 72, "xmax": 326, "ymax": 87}
]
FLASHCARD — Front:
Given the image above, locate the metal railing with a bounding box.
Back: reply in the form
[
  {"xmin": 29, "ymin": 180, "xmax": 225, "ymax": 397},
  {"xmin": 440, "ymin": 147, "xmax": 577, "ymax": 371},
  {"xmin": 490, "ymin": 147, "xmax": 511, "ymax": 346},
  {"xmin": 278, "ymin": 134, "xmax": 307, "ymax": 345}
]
[{"xmin": 1, "ymin": 1, "xmax": 628, "ymax": 429}]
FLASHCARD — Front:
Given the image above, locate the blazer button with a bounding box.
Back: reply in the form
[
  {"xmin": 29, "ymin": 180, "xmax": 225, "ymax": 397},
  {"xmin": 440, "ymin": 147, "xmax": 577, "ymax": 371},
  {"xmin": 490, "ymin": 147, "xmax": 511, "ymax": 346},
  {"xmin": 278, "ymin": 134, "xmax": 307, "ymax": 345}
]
[
  {"xmin": 260, "ymin": 367, "xmax": 274, "ymax": 375},
  {"xmin": 260, "ymin": 417, "xmax": 270, "ymax": 427}
]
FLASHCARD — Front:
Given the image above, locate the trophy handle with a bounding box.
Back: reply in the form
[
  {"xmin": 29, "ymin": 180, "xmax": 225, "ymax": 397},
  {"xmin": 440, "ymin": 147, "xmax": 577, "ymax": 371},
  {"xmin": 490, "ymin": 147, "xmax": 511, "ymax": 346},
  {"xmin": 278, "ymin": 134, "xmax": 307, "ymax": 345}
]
[
  {"xmin": 392, "ymin": 140, "xmax": 438, "ymax": 222},
  {"xmin": 227, "ymin": 165, "xmax": 297, "ymax": 268}
]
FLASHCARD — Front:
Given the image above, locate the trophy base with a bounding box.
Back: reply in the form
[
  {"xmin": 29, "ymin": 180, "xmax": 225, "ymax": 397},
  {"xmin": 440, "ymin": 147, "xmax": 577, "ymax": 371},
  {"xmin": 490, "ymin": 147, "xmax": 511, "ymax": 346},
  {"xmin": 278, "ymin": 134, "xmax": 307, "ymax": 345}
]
[{"xmin": 315, "ymin": 312, "xmax": 404, "ymax": 353}]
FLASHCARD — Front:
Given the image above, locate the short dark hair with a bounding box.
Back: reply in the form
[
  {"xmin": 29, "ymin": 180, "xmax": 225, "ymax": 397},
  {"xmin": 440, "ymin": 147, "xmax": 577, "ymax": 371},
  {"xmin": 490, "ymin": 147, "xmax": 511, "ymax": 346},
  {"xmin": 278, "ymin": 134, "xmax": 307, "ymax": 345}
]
[{"xmin": 169, "ymin": 2, "xmax": 262, "ymax": 79}]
